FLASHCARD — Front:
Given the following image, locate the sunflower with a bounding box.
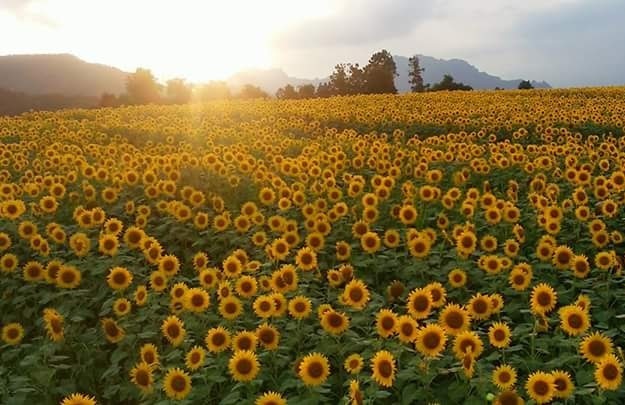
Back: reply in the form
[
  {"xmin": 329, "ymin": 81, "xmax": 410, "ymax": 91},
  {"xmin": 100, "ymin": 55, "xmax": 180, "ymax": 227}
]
[
  {"xmin": 559, "ymin": 305, "xmax": 590, "ymax": 336},
  {"xmin": 199, "ymin": 268, "xmax": 219, "ymax": 290},
  {"xmin": 468, "ymin": 293, "xmax": 492, "ymax": 321},
  {"xmin": 271, "ymin": 293, "xmax": 288, "ymax": 317},
  {"xmin": 342, "ymin": 279, "xmax": 370, "ymax": 310},
  {"xmin": 349, "ymin": 379, "xmax": 364, "ymax": 405},
  {"xmin": 256, "ymin": 323, "xmax": 280, "ymax": 350},
  {"xmin": 406, "ymin": 287, "xmax": 432, "ymax": 319},
  {"xmin": 161, "ymin": 315, "xmax": 186, "ymax": 346},
  {"xmin": 101, "ymin": 318, "xmax": 125, "ymax": 343},
  {"xmin": 371, "ymin": 350, "xmax": 396, "ymax": 388},
  {"xmin": 376, "ymin": 309, "xmax": 397, "ymax": 338},
  {"xmin": 43, "ymin": 308, "xmax": 64, "ymax": 342},
  {"xmin": 493, "ymin": 390, "xmax": 525, "ymax": 405},
  {"xmin": 453, "ymin": 331, "xmax": 484, "ymax": 360},
  {"xmin": 0, "ymin": 253, "xmax": 18, "ymax": 273},
  {"xmin": 163, "ymin": 367, "xmax": 192, "ymax": 400},
  {"xmin": 158, "ymin": 255, "xmax": 180, "ymax": 277},
  {"xmin": 594, "ymin": 354, "xmax": 623, "ymax": 390},
  {"xmin": 525, "ymin": 371, "xmax": 555, "ymax": 404},
  {"xmin": 288, "ymin": 296, "xmax": 312, "ymax": 319},
  {"xmin": 448, "ymin": 268, "xmax": 467, "ymax": 288},
  {"xmin": 219, "ymin": 296, "xmax": 243, "ymax": 320},
  {"xmin": 408, "ymin": 234, "xmax": 431, "ymax": 258},
  {"xmin": 185, "ymin": 346, "xmax": 206, "ymax": 371},
  {"xmin": 360, "ymin": 231, "xmax": 381, "ymax": 254},
  {"xmin": 270, "ymin": 238, "xmax": 290, "ymax": 261},
  {"xmin": 98, "ymin": 233, "xmax": 119, "ymax": 256},
  {"xmin": 396, "ymin": 315, "xmax": 418, "ymax": 343},
  {"xmin": 551, "ymin": 370, "xmax": 574, "ymax": 399},
  {"xmin": 55, "ymin": 265, "xmax": 82, "ymax": 289},
  {"xmin": 235, "ymin": 275, "xmax": 258, "ymax": 298},
  {"xmin": 530, "ymin": 283, "xmax": 557, "ymax": 315},
  {"xmin": 336, "ymin": 241, "xmax": 352, "ymax": 261},
  {"xmin": 571, "ymin": 255, "xmax": 590, "ymax": 278},
  {"xmin": 59, "ymin": 393, "xmax": 97, "ymax": 405},
  {"xmin": 253, "ymin": 295, "xmax": 275, "ymax": 318},
  {"xmin": 205, "ymin": 326, "xmax": 231, "ymax": 353},
  {"xmin": 140, "ymin": 343, "xmax": 159, "ymax": 367},
  {"xmin": 255, "ymin": 391, "xmax": 287, "ymax": 405},
  {"xmin": 113, "ymin": 298, "xmax": 132, "ymax": 317},
  {"xmin": 130, "ymin": 362, "xmax": 154, "ymax": 393},
  {"xmin": 439, "ymin": 303, "xmax": 470, "ymax": 335},
  {"xmin": 580, "ymin": 332, "xmax": 613, "ymax": 363},
  {"xmin": 344, "ymin": 353, "xmax": 364, "ymax": 374},
  {"xmin": 456, "ymin": 230, "xmax": 477, "ymax": 257},
  {"xmin": 493, "ymin": 364, "xmax": 517, "ymax": 390},
  {"xmin": 298, "ymin": 352, "xmax": 330, "ymax": 386},
  {"xmin": 184, "ymin": 288, "xmax": 210, "ymax": 313},
  {"xmin": 23, "ymin": 261, "xmax": 45, "ymax": 282},
  {"xmin": 595, "ymin": 251, "xmax": 615, "ymax": 270},
  {"xmin": 415, "ymin": 323, "xmax": 447, "ymax": 358},
  {"xmin": 106, "ymin": 266, "xmax": 133, "ymax": 291},
  {"xmin": 232, "ymin": 331, "xmax": 257, "ymax": 352},
  {"xmin": 509, "ymin": 268, "xmax": 531, "ymax": 291},
  {"xmin": 295, "ymin": 247, "xmax": 318, "ymax": 271},
  {"xmin": 488, "ymin": 322, "xmax": 512, "ymax": 348},
  {"xmin": 1, "ymin": 322, "xmax": 24, "ymax": 345},
  {"xmin": 321, "ymin": 310, "xmax": 350, "ymax": 335},
  {"xmin": 149, "ymin": 271, "xmax": 168, "ymax": 292},
  {"xmin": 552, "ymin": 245, "xmax": 574, "ymax": 270}
]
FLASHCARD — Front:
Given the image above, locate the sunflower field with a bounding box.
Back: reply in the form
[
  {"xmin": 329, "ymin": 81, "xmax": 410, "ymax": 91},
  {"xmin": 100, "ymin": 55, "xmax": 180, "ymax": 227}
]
[{"xmin": 2, "ymin": 88, "xmax": 625, "ymax": 405}]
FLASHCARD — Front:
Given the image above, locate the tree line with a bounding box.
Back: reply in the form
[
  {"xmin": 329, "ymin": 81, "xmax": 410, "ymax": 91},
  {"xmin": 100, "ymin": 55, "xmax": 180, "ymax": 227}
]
[{"xmin": 99, "ymin": 69, "xmax": 270, "ymax": 107}]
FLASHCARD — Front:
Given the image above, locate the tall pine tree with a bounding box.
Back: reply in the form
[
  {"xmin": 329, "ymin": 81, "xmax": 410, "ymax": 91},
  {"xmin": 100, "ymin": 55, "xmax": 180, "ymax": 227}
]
[{"xmin": 408, "ymin": 55, "xmax": 425, "ymax": 92}]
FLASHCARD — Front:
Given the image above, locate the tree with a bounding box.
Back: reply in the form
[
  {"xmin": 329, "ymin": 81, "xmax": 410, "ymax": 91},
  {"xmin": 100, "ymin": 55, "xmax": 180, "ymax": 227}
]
[
  {"xmin": 99, "ymin": 93, "xmax": 119, "ymax": 107},
  {"xmin": 196, "ymin": 81, "xmax": 231, "ymax": 101},
  {"xmin": 166, "ymin": 78, "xmax": 192, "ymax": 104},
  {"xmin": 347, "ymin": 64, "xmax": 366, "ymax": 95},
  {"xmin": 125, "ymin": 68, "xmax": 162, "ymax": 105},
  {"xmin": 297, "ymin": 84, "xmax": 316, "ymax": 99},
  {"xmin": 329, "ymin": 64, "xmax": 350, "ymax": 95},
  {"xmin": 518, "ymin": 80, "xmax": 534, "ymax": 90},
  {"xmin": 408, "ymin": 55, "xmax": 426, "ymax": 92},
  {"xmin": 238, "ymin": 84, "xmax": 268, "ymax": 99},
  {"xmin": 363, "ymin": 49, "xmax": 397, "ymax": 94},
  {"xmin": 315, "ymin": 82, "xmax": 333, "ymax": 98},
  {"xmin": 429, "ymin": 74, "xmax": 473, "ymax": 91},
  {"xmin": 275, "ymin": 84, "xmax": 298, "ymax": 99}
]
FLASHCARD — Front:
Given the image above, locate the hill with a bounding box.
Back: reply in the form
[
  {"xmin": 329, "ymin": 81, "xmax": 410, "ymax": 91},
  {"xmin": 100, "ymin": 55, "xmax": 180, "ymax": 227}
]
[
  {"xmin": 393, "ymin": 55, "xmax": 550, "ymax": 91},
  {"xmin": 0, "ymin": 54, "xmax": 128, "ymax": 96}
]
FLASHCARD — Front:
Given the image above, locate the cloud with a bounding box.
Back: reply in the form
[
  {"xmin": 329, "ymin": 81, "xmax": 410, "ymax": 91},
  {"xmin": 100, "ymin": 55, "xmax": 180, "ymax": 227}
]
[
  {"xmin": 1, "ymin": 0, "xmax": 57, "ymax": 27},
  {"xmin": 272, "ymin": 0, "xmax": 437, "ymax": 50}
]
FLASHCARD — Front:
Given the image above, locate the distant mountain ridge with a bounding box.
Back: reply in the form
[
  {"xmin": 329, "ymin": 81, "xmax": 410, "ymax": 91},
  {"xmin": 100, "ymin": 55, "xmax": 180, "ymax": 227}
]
[{"xmin": 0, "ymin": 54, "xmax": 128, "ymax": 96}]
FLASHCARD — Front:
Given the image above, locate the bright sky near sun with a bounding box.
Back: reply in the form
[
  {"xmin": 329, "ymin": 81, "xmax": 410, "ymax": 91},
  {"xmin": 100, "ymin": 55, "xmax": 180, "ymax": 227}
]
[
  {"xmin": 1, "ymin": 0, "xmax": 624, "ymax": 86},
  {"xmin": 0, "ymin": 0, "xmax": 335, "ymax": 81}
]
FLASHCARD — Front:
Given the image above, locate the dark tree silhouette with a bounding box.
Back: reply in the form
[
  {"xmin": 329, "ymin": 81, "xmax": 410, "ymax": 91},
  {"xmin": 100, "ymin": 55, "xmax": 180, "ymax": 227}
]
[
  {"xmin": 518, "ymin": 80, "xmax": 534, "ymax": 90},
  {"xmin": 99, "ymin": 93, "xmax": 119, "ymax": 107},
  {"xmin": 408, "ymin": 55, "xmax": 426, "ymax": 92},
  {"xmin": 126, "ymin": 68, "xmax": 162, "ymax": 104},
  {"xmin": 275, "ymin": 84, "xmax": 298, "ymax": 99},
  {"xmin": 238, "ymin": 84, "xmax": 268, "ymax": 99},
  {"xmin": 297, "ymin": 84, "xmax": 316, "ymax": 99},
  {"xmin": 329, "ymin": 64, "xmax": 350, "ymax": 95},
  {"xmin": 364, "ymin": 49, "xmax": 397, "ymax": 94},
  {"xmin": 429, "ymin": 74, "xmax": 473, "ymax": 91},
  {"xmin": 315, "ymin": 82, "xmax": 333, "ymax": 98}
]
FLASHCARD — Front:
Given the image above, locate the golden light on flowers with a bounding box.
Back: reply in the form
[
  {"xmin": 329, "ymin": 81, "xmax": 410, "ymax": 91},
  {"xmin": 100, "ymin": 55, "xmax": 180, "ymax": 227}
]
[{"xmin": 3, "ymin": 86, "xmax": 625, "ymax": 403}]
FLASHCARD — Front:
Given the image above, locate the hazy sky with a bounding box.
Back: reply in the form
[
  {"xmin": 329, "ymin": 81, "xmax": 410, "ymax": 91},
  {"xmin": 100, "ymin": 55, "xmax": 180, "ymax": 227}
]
[{"xmin": 1, "ymin": 0, "xmax": 623, "ymax": 87}]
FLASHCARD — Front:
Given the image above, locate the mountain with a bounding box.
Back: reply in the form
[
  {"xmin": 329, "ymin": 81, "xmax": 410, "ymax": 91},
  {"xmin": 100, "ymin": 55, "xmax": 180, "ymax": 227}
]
[
  {"xmin": 227, "ymin": 55, "xmax": 550, "ymax": 94},
  {"xmin": 393, "ymin": 55, "xmax": 550, "ymax": 91},
  {"xmin": 0, "ymin": 54, "xmax": 128, "ymax": 96}
]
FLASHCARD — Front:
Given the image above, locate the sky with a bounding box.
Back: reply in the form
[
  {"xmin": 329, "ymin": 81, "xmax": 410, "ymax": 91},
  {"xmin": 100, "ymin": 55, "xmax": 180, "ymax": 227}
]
[{"xmin": 0, "ymin": 0, "xmax": 623, "ymax": 87}]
